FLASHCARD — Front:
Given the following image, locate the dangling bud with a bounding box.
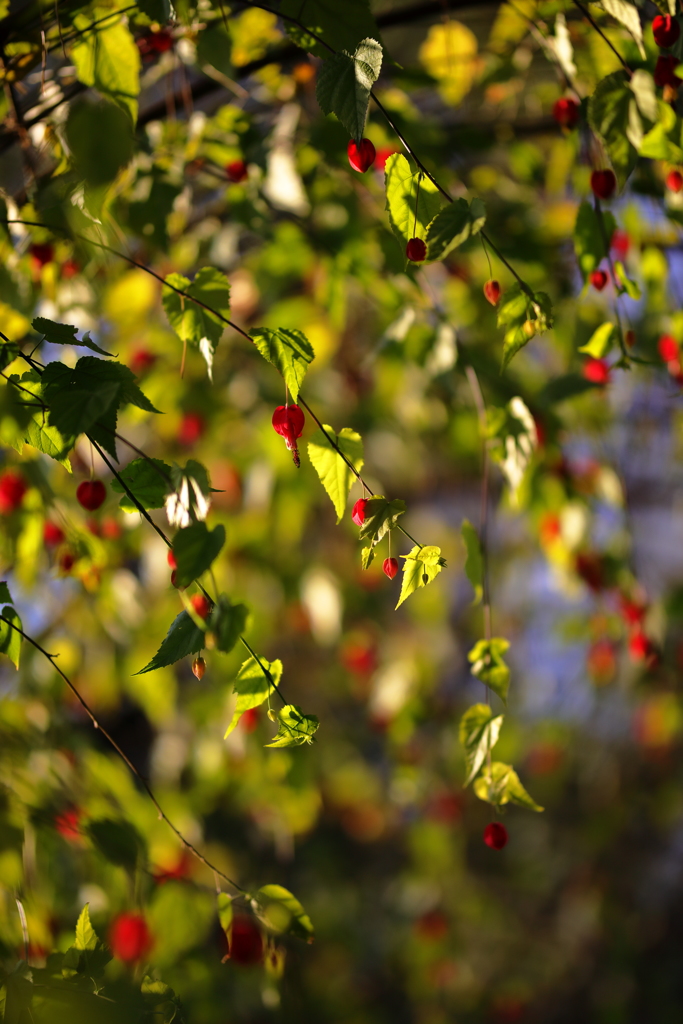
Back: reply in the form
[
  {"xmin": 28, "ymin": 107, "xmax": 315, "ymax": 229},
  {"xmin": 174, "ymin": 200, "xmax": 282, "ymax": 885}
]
[
  {"xmin": 192, "ymin": 656, "xmax": 206, "ymax": 680},
  {"xmin": 272, "ymin": 405, "xmax": 305, "ymax": 468}
]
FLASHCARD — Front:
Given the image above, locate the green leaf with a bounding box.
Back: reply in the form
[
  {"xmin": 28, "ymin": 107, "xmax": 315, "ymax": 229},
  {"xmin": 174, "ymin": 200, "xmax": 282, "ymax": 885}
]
[
  {"xmin": 0, "ymin": 606, "xmax": 21, "ymax": 669},
  {"xmin": 385, "ymin": 154, "xmax": 445, "ymax": 252},
  {"xmin": 65, "ymin": 98, "xmax": 135, "ymax": 187},
  {"xmin": 574, "ymin": 201, "xmax": 617, "ymax": 281},
  {"xmin": 172, "ymin": 522, "xmax": 225, "ymax": 588},
  {"xmin": 0, "ymin": 583, "xmax": 12, "ymax": 605},
  {"xmin": 316, "ymin": 38, "xmax": 382, "ymax": 143},
  {"xmin": 600, "ymin": 0, "xmax": 645, "ymax": 58},
  {"xmin": 396, "ymin": 545, "xmax": 445, "ymax": 608},
  {"xmin": 136, "ymin": 0, "xmax": 172, "ymax": 21},
  {"xmin": 639, "ymin": 100, "xmax": 683, "ymax": 162},
  {"xmin": 7, "ymin": 372, "xmax": 72, "ymax": 468},
  {"xmin": 497, "ymin": 286, "xmax": 553, "ymax": 370},
  {"xmin": 614, "ymin": 261, "xmax": 641, "ymax": 299},
  {"xmin": 459, "ymin": 704, "xmax": 504, "ymax": 786},
  {"xmin": 162, "ymin": 268, "xmax": 231, "ymax": 380},
  {"xmin": 208, "ymin": 595, "xmax": 248, "ymax": 654},
  {"xmin": 579, "ymin": 321, "xmax": 616, "ymax": 358},
  {"xmin": 467, "ymin": 638, "xmax": 510, "ymax": 703},
  {"xmin": 358, "ymin": 495, "xmax": 406, "ymax": 547},
  {"xmin": 217, "ymin": 892, "xmax": 233, "ymax": 934},
  {"xmin": 71, "ymin": 15, "xmax": 141, "ymax": 123},
  {"xmin": 42, "ymin": 357, "xmax": 159, "ymax": 460},
  {"xmin": 307, "ymin": 426, "xmax": 364, "ymax": 522},
  {"xmin": 86, "ymin": 817, "xmax": 145, "ymax": 870},
  {"xmin": 426, "ymin": 197, "xmax": 486, "ymax": 262},
  {"xmin": 249, "ymin": 327, "xmax": 315, "ymax": 402},
  {"xmin": 280, "ymin": 0, "xmax": 382, "ymax": 57},
  {"xmin": 473, "ymin": 761, "xmax": 543, "ymax": 812},
  {"xmin": 32, "ymin": 317, "xmax": 113, "ymax": 357},
  {"xmin": 252, "ymin": 884, "xmax": 314, "ymax": 941},
  {"xmin": 224, "ymin": 655, "xmax": 282, "ymax": 737},
  {"xmin": 136, "ymin": 610, "xmax": 205, "ymax": 674},
  {"xmin": 360, "ymin": 545, "xmax": 374, "ymax": 569},
  {"xmin": 74, "ymin": 904, "xmax": 99, "ymax": 952},
  {"xmin": 461, "ymin": 519, "xmax": 483, "ymax": 604},
  {"xmin": 588, "ymin": 71, "xmax": 638, "ymax": 188},
  {"xmin": 266, "ymin": 704, "xmax": 319, "ymax": 747},
  {"xmin": 110, "ymin": 457, "xmax": 172, "ymax": 512}
]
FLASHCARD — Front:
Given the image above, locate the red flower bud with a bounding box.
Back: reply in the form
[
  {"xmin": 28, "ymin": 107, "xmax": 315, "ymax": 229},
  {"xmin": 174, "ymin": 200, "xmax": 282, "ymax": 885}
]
[
  {"xmin": 347, "ymin": 138, "xmax": 376, "ymax": 173},
  {"xmin": 406, "ymin": 237, "xmax": 427, "ymax": 263},
  {"xmin": 483, "ymin": 822, "xmax": 508, "ymax": 850},
  {"xmin": 229, "ymin": 916, "xmax": 263, "ymax": 965},
  {"xmin": 383, "ymin": 557, "xmax": 399, "ymax": 579},
  {"xmin": 108, "ymin": 913, "xmax": 152, "ymax": 962},
  {"xmin": 589, "ymin": 269, "xmax": 608, "ymax": 291},
  {"xmin": 483, "ymin": 279, "xmax": 502, "ymax": 305},
  {"xmin": 653, "ymin": 14, "xmax": 680, "ymax": 48},
  {"xmin": 43, "ymin": 520, "xmax": 65, "ymax": 546},
  {"xmin": 226, "ymin": 160, "xmax": 248, "ymax": 183},
  {"xmin": 272, "ymin": 404, "xmax": 305, "ymax": 467},
  {"xmin": 351, "ymin": 498, "xmax": 369, "ymax": 527},
  {"xmin": 552, "ymin": 96, "xmax": 580, "ymax": 128},
  {"xmin": 583, "ymin": 358, "xmax": 611, "ymax": 386},
  {"xmin": 666, "ymin": 169, "xmax": 683, "ymax": 193},
  {"xmin": 0, "ymin": 471, "xmax": 27, "ymax": 514},
  {"xmin": 76, "ymin": 480, "xmax": 106, "ymax": 511},
  {"xmin": 654, "ymin": 54, "xmax": 681, "ymax": 89},
  {"xmin": 191, "ymin": 594, "xmax": 211, "ymax": 620},
  {"xmin": 590, "ymin": 169, "xmax": 616, "ymax": 200},
  {"xmin": 658, "ymin": 334, "xmax": 679, "ymax": 362}
]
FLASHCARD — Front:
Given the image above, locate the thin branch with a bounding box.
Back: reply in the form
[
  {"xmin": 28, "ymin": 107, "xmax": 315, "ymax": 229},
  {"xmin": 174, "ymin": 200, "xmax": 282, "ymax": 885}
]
[
  {"xmin": 87, "ymin": 436, "xmax": 172, "ymax": 547},
  {"xmin": 572, "ymin": 0, "xmax": 632, "ymax": 77},
  {"xmin": 465, "ymin": 364, "xmax": 492, "ymax": 642},
  {"xmin": 0, "ymin": 612, "xmax": 245, "ymax": 893}
]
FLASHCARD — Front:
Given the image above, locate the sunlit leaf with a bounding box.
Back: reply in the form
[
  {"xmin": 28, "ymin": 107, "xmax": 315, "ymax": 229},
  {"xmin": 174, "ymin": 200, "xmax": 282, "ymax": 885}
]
[
  {"xmin": 266, "ymin": 704, "xmax": 319, "ymax": 747},
  {"xmin": 467, "ymin": 638, "xmax": 510, "ymax": 703},
  {"xmin": 252, "ymin": 884, "xmax": 314, "ymax": 941},
  {"xmin": 74, "ymin": 904, "xmax": 99, "ymax": 952},
  {"xmin": 426, "ymin": 198, "xmax": 486, "ymax": 262},
  {"xmin": 0, "ymin": 606, "xmax": 22, "ymax": 669},
  {"xmin": 396, "ymin": 545, "xmax": 445, "ymax": 608},
  {"xmin": 32, "ymin": 317, "xmax": 113, "ymax": 357},
  {"xmin": 110, "ymin": 457, "xmax": 172, "ymax": 512},
  {"xmin": 459, "ymin": 703, "xmax": 504, "ymax": 786},
  {"xmin": 307, "ymin": 426, "xmax": 363, "ymax": 522},
  {"xmin": 316, "ymin": 38, "xmax": 382, "ymax": 142},
  {"xmin": 385, "ymin": 154, "xmax": 445, "ymax": 252},
  {"xmin": 249, "ymin": 327, "xmax": 315, "ymax": 402},
  {"xmin": 473, "ymin": 761, "xmax": 543, "ymax": 811},
  {"xmin": 224, "ymin": 655, "xmax": 281, "ymax": 737}
]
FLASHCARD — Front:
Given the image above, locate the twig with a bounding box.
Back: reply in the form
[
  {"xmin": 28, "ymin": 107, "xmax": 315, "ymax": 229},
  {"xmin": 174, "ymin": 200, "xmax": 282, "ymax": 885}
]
[
  {"xmin": 572, "ymin": 0, "xmax": 632, "ymax": 77},
  {"xmin": 0, "ymin": 613, "xmax": 245, "ymax": 894}
]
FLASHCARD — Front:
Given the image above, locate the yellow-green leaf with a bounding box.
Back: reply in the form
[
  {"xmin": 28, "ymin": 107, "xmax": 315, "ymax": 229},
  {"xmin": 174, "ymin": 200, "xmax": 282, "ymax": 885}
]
[
  {"xmin": 396, "ymin": 545, "xmax": 445, "ymax": 608},
  {"xmin": 308, "ymin": 426, "xmax": 364, "ymax": 522}
]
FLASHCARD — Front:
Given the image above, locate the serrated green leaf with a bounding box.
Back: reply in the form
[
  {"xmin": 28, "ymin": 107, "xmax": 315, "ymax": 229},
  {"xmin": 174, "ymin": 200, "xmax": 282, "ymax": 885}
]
[
  {"xmin": 266, "ymin": 704, "xmax": 319, "ymax": 747},
  {"xmin": 249, "ymin": 327, "xmax": 315, "ymax": 402},
  {"xmin": 224, "ymin": 655, "xmax": 282, "ymax": 737},
  {"xmin": 385, "ymin": 154, "xmax": 445, "ymax": 252},
  {"xmin": 360, "ymin": 545, "xmax": 374, "ymax": 569},
  {"xmin": 316, "ymin": 38, "xmax": 382, "ymax": 142},
  {"xmin": 162, "ymin": 268, "xmax": 230, "ymax": 380},
  {"xmin": 473, "ymin": 761, "xmax": 543, "ymax": 811},
  {"xmin": 42, "ymin": 357, "xmax": 159, "ymax": 460},
  {"xmin": 74, "ymin": 904, "xmax": 98, "ymax": 951},
  {"xmin": 172, "ymin": 522, "xmax": 225, "ymax": 588},
  {"xmin": 136, "ymin": 610, "xmax": 205, "ymax": 674},
  {"xmin": 71, "ymin": 15, "xmax": 140, "ymax": 123},
  {"xmin": 498, "ymin": 286, "xmax": 553, "ymax": 370},
  {"xmin": 468, "ymin": 638, "xmax": 510, "ymax": 703},
  {"xmin": 32, "ymin": 317, "xmax": 113, "ymax": 357},
  {"xmin": 588, "ymin": 71, "xmax": 638, "ymax": 188},
  {"xmin": 252, "ymin": 884, "xmax": 314, "ymax": 941},
  {"xmin": 217, "ymin": 892, "xmax": 233, "ymax": 934},
  {"xmin": 307, "ymin": 426, "xmax": 363, "ymax": 522},
  {"xmin": 461, "ymin": 519, "xmax": 483, "ymax": 604},
  {"xmin": 280, "ymin": 0, "xmax": 381, "ymax": 56},
  {"xmin": 110, "ymin": 457, "xmax": 172, "ymax": 512},
  {"xmin": 426, "ymin": 197, "xmax": 486, "ymax": 261},
  {"xmin": 396, "ymin": 545, "xmax": 445, "ymax": 608},
  {"xmin": 358, "ymin": 495, "xmax": 406, "ymax": 547},
  {"xmin": 639, "ymin": 100, "xmax": 683, "ymax": 162},
  {"xmin": 0, "ymin": 606, "xmax": 22, "ymax": 669},
  {"xmin": 459, "ymin": 703, "xmax": 504, "ymax": 786},
  {"xmin": 574, "ymin": 201, "xmax": 617, "ymax": 281},
  {"xmin": 209, "ymin": 595, "xmax": 248, "ymax": 654},
  {"xmin": 579, "ymin": 321, "xmax": 616, "ymax": 358}
]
